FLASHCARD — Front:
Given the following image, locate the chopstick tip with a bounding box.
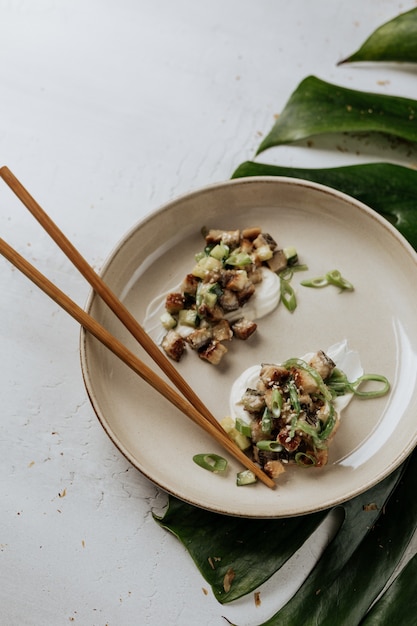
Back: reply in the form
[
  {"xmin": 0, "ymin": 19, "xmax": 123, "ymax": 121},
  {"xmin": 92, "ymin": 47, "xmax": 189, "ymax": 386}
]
[{"xmin": 0, "ymin": 165, "xmax": 11, "ymax": 179}]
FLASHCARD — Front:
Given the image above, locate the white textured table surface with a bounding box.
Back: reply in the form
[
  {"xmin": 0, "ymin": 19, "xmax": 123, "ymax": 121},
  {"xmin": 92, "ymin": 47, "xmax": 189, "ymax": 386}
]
[{"xmin": 1, "ymin": 1, "xmax": 416, "ymax": 624}]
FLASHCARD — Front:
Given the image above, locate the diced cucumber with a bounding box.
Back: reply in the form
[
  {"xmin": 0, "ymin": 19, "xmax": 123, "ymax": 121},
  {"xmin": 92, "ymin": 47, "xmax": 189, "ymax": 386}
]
[
  {"xmin": 192, "ymin": 256, "xmax": 223, "ymax": 278},
  {"xmin": 210, "ymin": 243, "xmax": 229, "ymax": 261},
  {"xmin": 284, "ymin": 246, "xmax": 298, "ymax": 264},
  {"xmin": 204, "ymin": 291, "xmax": 217, "ymax": 308},
  {"xmin": 220, "ymin": 416, "xmax": 235, "ymax": 433},
  {"xmin": 160, "ymin": 312, "xmax": 177, "ymax": 330},
  {"xmin": 178, "ymin": 309, "xmax": 198, "ymax": 327},
  {"xmin": 232, "ymin": 431, "xmax": 251, "ymax": 451},
  {"xmin": 236, "ymin": 469, "xmax": 257, "ymax": 486},
  {"xmin": 226, "ymin": 251, "xmax": 252, "ymax": 267},
  {"xmin": 196, "ymin": 282, "xmax": 220, "ymax": 309},
  {"xmin": 220, "ymin": 416, "xmax": 251, "ymax": 451}
]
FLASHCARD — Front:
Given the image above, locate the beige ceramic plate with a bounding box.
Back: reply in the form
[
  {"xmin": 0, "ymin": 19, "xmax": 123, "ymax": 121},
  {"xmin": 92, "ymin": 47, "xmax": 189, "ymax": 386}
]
[{"xmin": 80, "ymin": 177, "xmax": 417, "ymax": 518}]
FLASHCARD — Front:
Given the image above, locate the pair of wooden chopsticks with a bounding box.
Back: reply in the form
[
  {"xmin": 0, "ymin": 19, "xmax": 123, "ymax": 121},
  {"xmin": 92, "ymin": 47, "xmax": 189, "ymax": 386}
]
[{"xmin": 0, "ymin": 166, "xmax": 275, "ymax": 489}]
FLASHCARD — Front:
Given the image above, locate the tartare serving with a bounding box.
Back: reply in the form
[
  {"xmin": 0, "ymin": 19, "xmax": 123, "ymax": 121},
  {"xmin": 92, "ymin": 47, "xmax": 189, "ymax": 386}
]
[
  {"xmin": 159, "ymin": 227, "xmax": 297, "ymax": 365},
  {"xmin": 222, "ymin": 341, "xmax": 390, "ymax": 483}
]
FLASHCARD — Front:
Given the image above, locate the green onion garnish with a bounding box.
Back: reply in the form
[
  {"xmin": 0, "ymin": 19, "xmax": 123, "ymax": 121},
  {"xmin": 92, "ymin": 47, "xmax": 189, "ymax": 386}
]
[
  {"xmin": 326, "ymin": 367, "xmax": 350, "ymax": 396},
  {"xmin": 288, "ymin": 379, "xmax": 301, "ymax": 414},
  {"xmin": 280, "ymin": 279, "xmax": 297, "ymax": 312},
  {"xmin": 327, "ymin": 369, "xmax": 390, "ymax": 399},
  {"xmin": 295, "ymin": 452, "xmax": 317, "ymax": 466},
  {"xmin": 277, "ymin": 264, "xmax": 308, "ymax": 312},
  {"xmin": 271, "ymin": 388, "xmax": 283, "ymax": 418},
  {"xmin": 261, "ymin": 407, "xmax": 272, "ymax": 434},
  {"xmin": 235, "ymin": 418, "xmax": 252, "ymax": 437},
  {"xmin": 193, "ymin": 453, "xmax": 228, "ymax": 473},
  {"xmin": 350, "ymin": 373, "xmax": 390, "ymax": 398},
  {"xmin": 301, "ymin": 269, "xmax": 354, "ymax": 291},
  {"xmin": 326, "ymin": 269, "xmax": 354, "ymax": 291},
  {"xmin": 292, "ymin": 419, "xmax": 326, "ymax": 449},
  {"xmin": 301, "ymin": 276, "xmax": 329, "ymax": 288},
  {"xmin": 256, "ymin": 440, "xmax": 283, "ymax": 452},
  {"xmin": 318, "ymin": 402, "xmax": 336, "ymax": 440}
]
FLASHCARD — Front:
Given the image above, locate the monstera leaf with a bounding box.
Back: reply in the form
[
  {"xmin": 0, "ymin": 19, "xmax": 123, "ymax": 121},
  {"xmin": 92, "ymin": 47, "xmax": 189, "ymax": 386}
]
[
  {"xmin": 154, "ymin": 495, "xmax": 327, "ymax": 604},
  {"xmin": 251, "ymin": 450, "xmax": 417, "ymax": 626},
  {"xmin": 360, "ymin": 554, "xmax": 417, "ymax": 625},
  {"xmin": 339, "ymin": 7, "xmax": 417, "ymax": 64},
  {"xmin": 154, "ymin": 462, "xmax": 405, "ymax": 607},
  {"xmin": 153, "ymin": 17, "xmax": 417, "ymax": 619},
  {"xmin": 256, "ymin": 76, "xmax": 417, "ymax": 154},
  {"xmin": 231, "ymin": 161, "xmax": 417, "ymax": 250},
  {"xmin": 154, "ymin": 156, "xmax": 417, "ymax": 621}
]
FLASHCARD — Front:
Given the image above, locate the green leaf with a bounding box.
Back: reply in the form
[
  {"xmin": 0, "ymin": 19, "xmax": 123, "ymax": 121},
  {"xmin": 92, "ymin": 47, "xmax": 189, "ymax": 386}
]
[
  {"xmin": 256, "ymin": 76, "xmax": 417, "ymax": 154},
  {"xmin": 153, "ymin": 462, "xmax": 403, "ymax": 606},
  {"xmin": 231, "ymin": 161, "xmax": 417, "ymax": 250},
  {"xmin": 360, "ymin": 554, "xmax": 417, "ymax": 625},
  {"xmin": 153, "ymin": 496, "xmax": 327, "ymax": 603},
  {"xmin": 254, "ymin": 450, "xmax": 417, "ymax": 626},
  {"xmin": 339, "ymin": 7, "xmax": 417, "ymax": 64}
]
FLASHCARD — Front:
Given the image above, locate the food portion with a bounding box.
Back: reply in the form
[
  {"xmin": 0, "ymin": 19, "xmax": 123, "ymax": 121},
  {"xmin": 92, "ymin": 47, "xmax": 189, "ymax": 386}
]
[
  {"xmin": 224, "ymin": 351, "xmax": 339, "ymax": 480},
  {"xmin": 159, "ymin": 227, "xmax": 298, "ymax": 365},
  {"xmin": 224, "ymin": 341, "xmax": 390, "ymax": 482}
]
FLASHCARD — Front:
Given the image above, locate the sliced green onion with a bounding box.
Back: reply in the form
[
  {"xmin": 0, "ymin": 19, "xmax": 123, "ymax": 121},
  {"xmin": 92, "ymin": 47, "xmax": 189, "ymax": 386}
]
[
  {"xmin": 261, "ymin": 407, "xmax": 272, "ymax": 434},
  {"xmin": 327, "ymin": 368, "xmax": 351, "ymax": 396},
  {"xmin": 292, "ymin": 263, "xmax": 309, "ymax": 273},
  {"xmin": 326, "ymin": 269, "xmax": 354, "ymax": 291},
  {"xmin": 288, "ymin": 379, "xmax": 301, "ymax": 414},
  {"xmin": 350, "ymin": 374, "xmax": 390, "ymax": 398},
  {"xmin": 193, "ymin": 453, "xmax": 228, "ymax": 473},
  {"xmin": 280, "ymin": 279, "xmax": 297, "ymax": 312},
  {"xmin": 279, "ymin": 267, "xmax": 294, "ymax": 282},
  {"xmin": 318, "ymin": 402, "xmax": 336, "ymax": 441},
  {"xmin": 277, "ymin": 265, "xmax": 307, "ymax": 312},
  {"xmin": 300, "ymin": 276, "xmax": 329, "ymax": 288},
  {"xmin": 301, "ymin": 269, "xmax": 354, "ymax": 291},
  {"xmin": 295, "ymin": 452, "xmax": 318, "ymax": 467},
  {"xmin": 279, "ymin": 264, "xmax": 308, "ymax": 282},
  {"xmin": 271, "ymin": 388, "xmax": 283, "ymax": 418},
  {"xmin": 235, "ymin": 418, "xmax": 252, "ymax": 437},
  {"xmin": 289, "ymin": 413, "xmax": 298, "ymax": 438},
  {"xmin": 236, "ymin": 469, "xmax": 257, "ymax": 486},
  {"xmin": 293, "ymin": 419, "xmax": 326, "ymax": 449},
  {"xmin": 327, "ymin": 369, "xmax": 390, "ymax": 399},
  {"xmin": 256, "ymin": 440, "xmax": 283, "ymax": 452}
]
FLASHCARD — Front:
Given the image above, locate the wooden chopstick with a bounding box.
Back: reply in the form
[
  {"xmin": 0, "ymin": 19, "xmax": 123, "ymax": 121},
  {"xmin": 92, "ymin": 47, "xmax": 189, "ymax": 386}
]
[
  {"xmin": 0, "ymin": 237, "xmax": 275, "ymax": 489},
  {"xmin": 0, "ymin": 168, "xmax": 276, "ymax": 489},
  {"xmin": 0, "ymin": 165, "xmax": 221, "ymax": 432}
]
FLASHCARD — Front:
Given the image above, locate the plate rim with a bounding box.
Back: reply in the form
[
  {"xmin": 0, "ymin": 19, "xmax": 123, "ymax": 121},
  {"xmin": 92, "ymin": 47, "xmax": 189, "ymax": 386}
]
[{"xmin": 80, "ymin": 176, "xmax": 417, "ymax": 518}]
